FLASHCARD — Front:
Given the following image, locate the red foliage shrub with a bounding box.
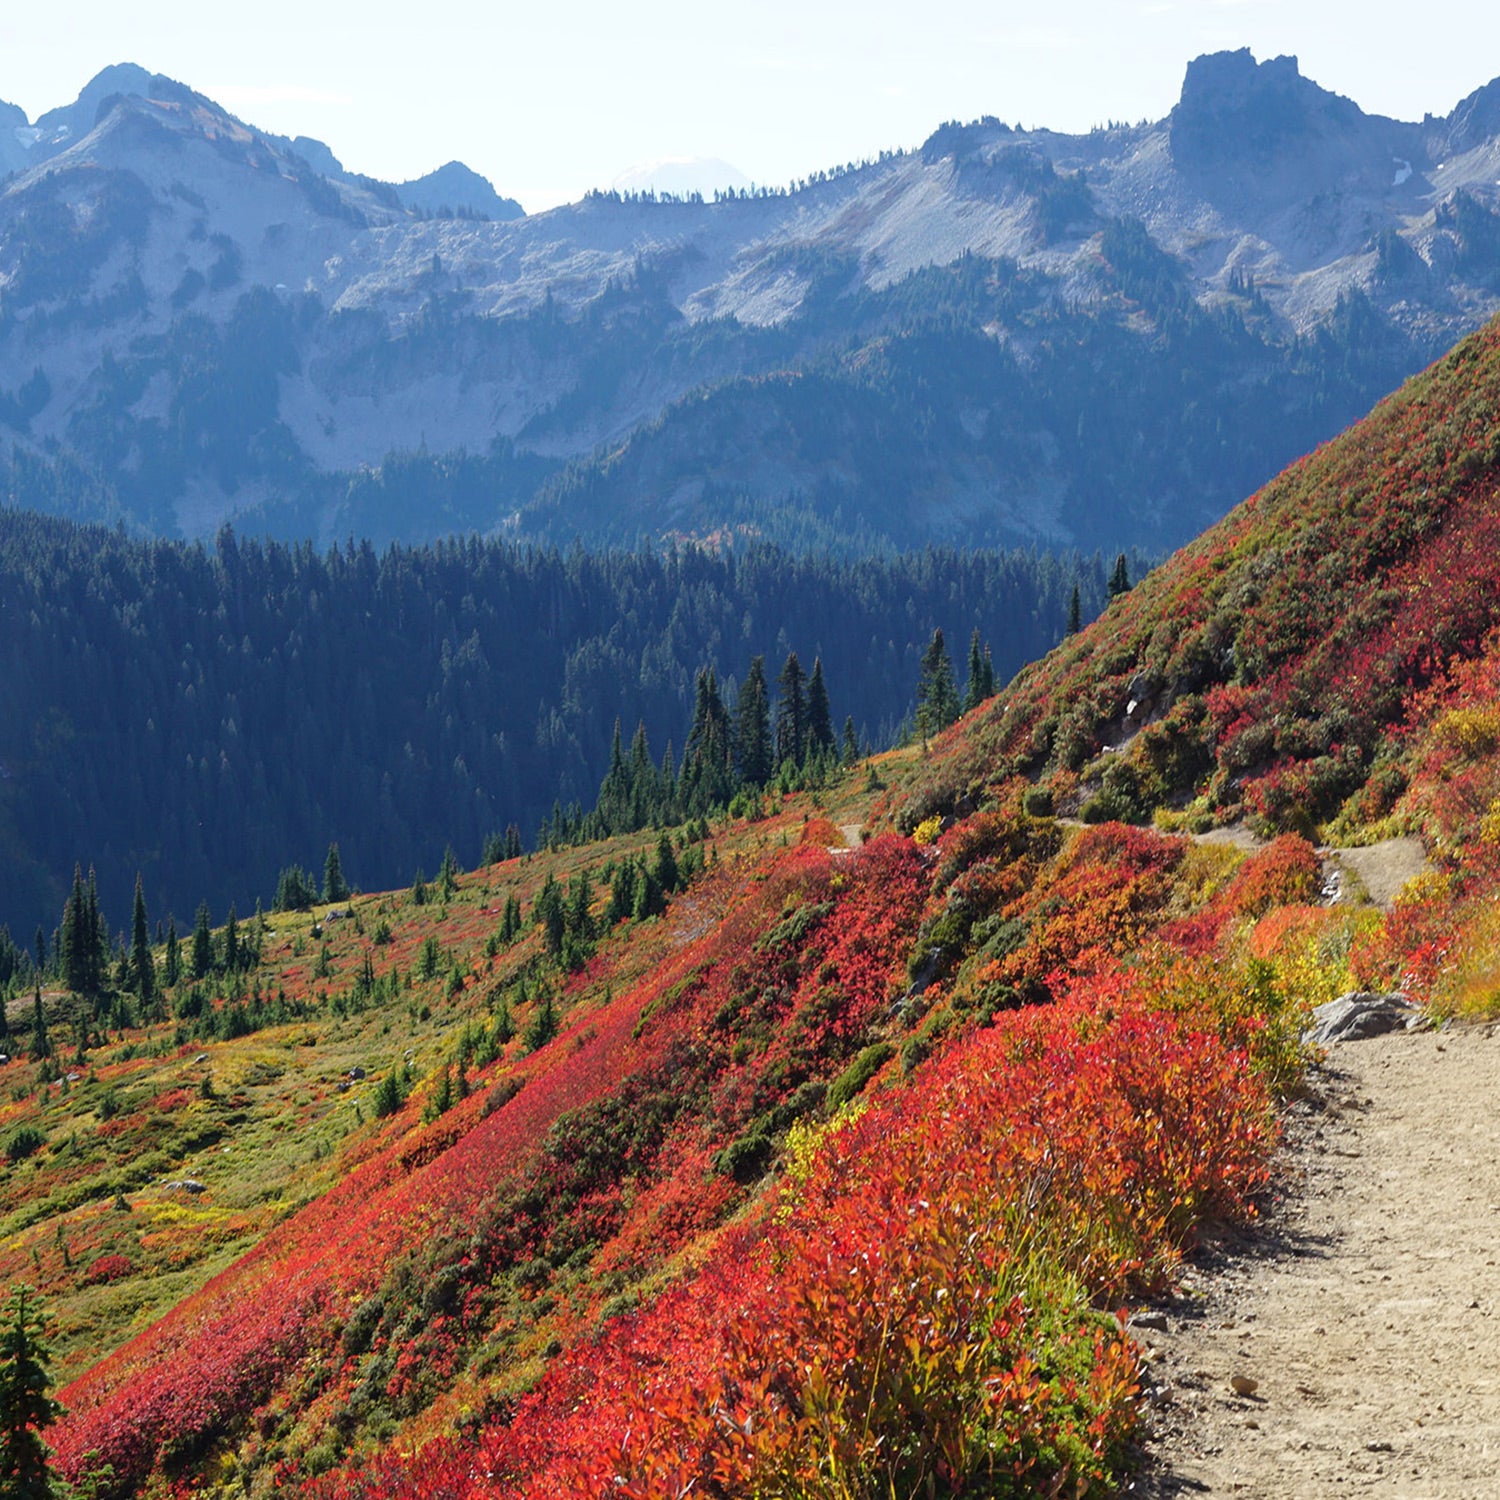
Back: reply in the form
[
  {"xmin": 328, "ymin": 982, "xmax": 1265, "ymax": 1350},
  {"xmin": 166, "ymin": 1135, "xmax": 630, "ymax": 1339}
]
[
  {"xmin": 81, "ymin": 1254, "xmax": 134, "ymax": 1286},
  {"xmin": 1224, "ymin": 834, "xmax": 1321, "ymax": 917}
]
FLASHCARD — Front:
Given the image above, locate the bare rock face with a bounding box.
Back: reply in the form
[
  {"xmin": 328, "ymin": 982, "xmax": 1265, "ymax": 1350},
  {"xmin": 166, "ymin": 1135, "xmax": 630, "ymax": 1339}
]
[{"xmin": 1304, "ymin": 992, "xmax": 1420, "ymax": 1046}]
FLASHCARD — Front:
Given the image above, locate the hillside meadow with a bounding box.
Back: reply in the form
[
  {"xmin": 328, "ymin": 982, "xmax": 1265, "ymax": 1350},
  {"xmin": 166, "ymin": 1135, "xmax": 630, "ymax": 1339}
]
[{"xmin": 11, "ymin": 312, "xmax": 1500, "ymax": 1495}]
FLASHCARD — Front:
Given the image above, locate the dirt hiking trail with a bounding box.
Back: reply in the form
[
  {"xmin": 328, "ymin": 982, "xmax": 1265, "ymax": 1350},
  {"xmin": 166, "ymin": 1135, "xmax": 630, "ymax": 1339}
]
[{"xmin": 1139, "ymin": 1026, "xmax": 1500, "ymax": 1497}]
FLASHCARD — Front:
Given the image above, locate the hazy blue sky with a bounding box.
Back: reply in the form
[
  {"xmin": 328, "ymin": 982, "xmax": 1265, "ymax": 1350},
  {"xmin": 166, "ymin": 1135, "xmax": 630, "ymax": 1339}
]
[{"xmin": 3, "ymin": 0, "xmax": 1498, "ymax": 212}]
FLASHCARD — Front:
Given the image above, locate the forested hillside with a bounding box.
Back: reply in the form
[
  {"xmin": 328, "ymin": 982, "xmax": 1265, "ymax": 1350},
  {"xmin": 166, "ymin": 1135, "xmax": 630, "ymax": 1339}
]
[{"xmin": 0, "ymin": 509, "xmax": 1099, "ymax": 939}]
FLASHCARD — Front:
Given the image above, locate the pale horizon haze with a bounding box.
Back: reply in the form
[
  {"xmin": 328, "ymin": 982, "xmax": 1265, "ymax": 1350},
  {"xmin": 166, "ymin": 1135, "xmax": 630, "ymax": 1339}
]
[{"xmin": 2, "ymin": 0, "xmax": 1498, "ymax": 212}]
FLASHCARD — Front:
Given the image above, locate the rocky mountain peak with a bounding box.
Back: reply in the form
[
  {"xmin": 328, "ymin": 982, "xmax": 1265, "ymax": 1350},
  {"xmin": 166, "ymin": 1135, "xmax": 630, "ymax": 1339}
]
[
  {"xmin": 1437, "ymin": 75, "xmax": 1500, "ymax": 156},
  {"xmin": 1171, "ymin": 48, "xmax": 1376, "ymax": 166},
  {"xmin": 33, "ymin": 61, "xmax": 160, "ymax": 145},
  {"xmin": 1168, "ymin": 46, "xmax": 1422, "ymax": 207}
]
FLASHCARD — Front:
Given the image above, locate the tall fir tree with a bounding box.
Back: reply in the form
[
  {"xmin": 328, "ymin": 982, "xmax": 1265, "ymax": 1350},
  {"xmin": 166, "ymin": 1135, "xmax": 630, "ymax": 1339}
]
[
  {"xmin": 163, "ymin": 917, "xmax": 181, "ymax": 989},
  {"xmin": 735, "ymin": 656, "xmax": 773, "ymax": 786},
  {"xmin": 915, "ymin": 628, "xmax": 961, "ymax": 739},
  {"xmin": 597, "ymin": 720, "xmax": 629, "ymax": 829},
  {"xmin": 59, "ymin": 869, "xmax": 88, "ymax": 996},
  {"xmin": 221, "ymin": 906, "xmax": 240, "ymax": 974},
  {"xmin": 129, "ymin": 874, "xmax": 155, "ymax": 1006},
  {"xmin": 806, "ymin": 657, "xmax": 834, "ymax": 758},
  {"xmin": 29, "ymin": 989, "xmax": 47, "ymax": 1062},
  {"xmin": 841, "ymin": 715, "xmax": 861, "ymax": 766},
  {"xmin": 191, "ymin": 901, "xmax": 214, "ymax": 980},
  {"xmin": 1066, "ymin": 585, "xmax": 1082, "ymax": 635},
  {"xmin": 774, "ymin": 651, "xmax": 808, "ymax": 769},
  {"xmin": 437, "ymin": 846, "xmax": 461, "ymax": 902},
  {"xmin": 683, "ymin": 667, "xmax": 733, "ymax": 810},
  {"xmin": 85, "ymin": 869, "xmax": 104, "ymax": 996},
  {"xmin": 653, "ymin": 831, "xmax": 680, "ymax": 896},
  {"xmin": 323, "ymin": 843, "xmax": 349, "ymax": 904},
  {"xmin": 1107, "ymin": 553, "xmax": 1131, "ymax": 597},
  {"xmin": 0, "ymin": 1284, "xmax": 61, "ymax": 1499},
  {"xmin": 962, "ymin": 628, "xmax": 996, "ymax": 712},
  {"xmin": 627, "ymin": 723, "xmax": 656, "ymax": 826}
]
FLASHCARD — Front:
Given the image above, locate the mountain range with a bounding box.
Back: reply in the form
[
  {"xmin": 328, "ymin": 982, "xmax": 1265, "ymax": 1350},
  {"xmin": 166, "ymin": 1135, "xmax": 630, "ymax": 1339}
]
[{"xmin": 4, "ymin": 51, "xmax": 1500, "ymax": 550}]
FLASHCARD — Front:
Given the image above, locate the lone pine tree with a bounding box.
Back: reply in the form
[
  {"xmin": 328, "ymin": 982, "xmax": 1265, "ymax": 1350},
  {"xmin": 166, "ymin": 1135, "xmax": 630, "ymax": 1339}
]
[{"xmin": 323, "ymin": 843, "xmax": 349, "ymax": 904}]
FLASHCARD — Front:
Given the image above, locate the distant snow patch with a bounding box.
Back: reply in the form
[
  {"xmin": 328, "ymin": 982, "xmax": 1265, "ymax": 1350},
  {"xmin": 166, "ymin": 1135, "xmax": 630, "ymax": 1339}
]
[{"xmin": 1393, "ymin": 158, "xmax": 1412, "ymax": 187}]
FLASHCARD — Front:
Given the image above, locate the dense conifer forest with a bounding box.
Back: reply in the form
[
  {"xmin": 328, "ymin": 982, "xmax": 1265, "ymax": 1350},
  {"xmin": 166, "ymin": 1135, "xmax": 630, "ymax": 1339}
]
[{"xmin": 0, "ymin": 507, "xmax": 1102, "ymax": 943}]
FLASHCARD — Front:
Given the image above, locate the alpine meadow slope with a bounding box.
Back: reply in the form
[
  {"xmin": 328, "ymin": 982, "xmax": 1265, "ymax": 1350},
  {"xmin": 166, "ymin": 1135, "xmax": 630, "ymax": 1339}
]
[{"xmin": 3, "ymin": 311, "xmax": 1500, "ymax": 1496}]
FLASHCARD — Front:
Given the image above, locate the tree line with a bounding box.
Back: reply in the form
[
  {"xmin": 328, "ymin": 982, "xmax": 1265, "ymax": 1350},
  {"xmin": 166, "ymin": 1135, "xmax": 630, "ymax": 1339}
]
[{"xmin": 0, "ymin": 508, "xmax": 1105, "ymax": 942}]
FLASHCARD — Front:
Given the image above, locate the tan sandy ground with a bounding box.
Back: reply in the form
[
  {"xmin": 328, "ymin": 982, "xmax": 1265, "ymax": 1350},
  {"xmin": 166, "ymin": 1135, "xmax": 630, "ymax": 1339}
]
[{"xmin": 1136, "ymin": 1026, "xmax": 1500, "ymax": 1498}]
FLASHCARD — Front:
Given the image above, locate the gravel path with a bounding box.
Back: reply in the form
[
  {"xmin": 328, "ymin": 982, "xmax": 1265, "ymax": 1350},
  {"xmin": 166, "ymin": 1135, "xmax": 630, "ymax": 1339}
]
[{"xmin": 1137, "ymin": 1026, "xmax": 1500, "ymax": 1497}]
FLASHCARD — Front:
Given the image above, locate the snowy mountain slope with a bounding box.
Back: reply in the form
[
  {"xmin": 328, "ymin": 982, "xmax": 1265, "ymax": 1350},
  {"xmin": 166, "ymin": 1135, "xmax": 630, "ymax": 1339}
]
[{"xmin": 2, "ymin": 51, "xmax": 1499, "ymax": 548}]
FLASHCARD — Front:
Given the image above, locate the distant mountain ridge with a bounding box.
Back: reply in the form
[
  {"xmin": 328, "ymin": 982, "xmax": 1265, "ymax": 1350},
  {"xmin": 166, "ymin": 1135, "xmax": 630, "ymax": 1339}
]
[
  {"xmin": 2, "ymin": 52, "xmax": 1499, "ymax": 550},
  {"xmin": 0, "ymin": 64, "xmax": 521, "ymax": 218}
]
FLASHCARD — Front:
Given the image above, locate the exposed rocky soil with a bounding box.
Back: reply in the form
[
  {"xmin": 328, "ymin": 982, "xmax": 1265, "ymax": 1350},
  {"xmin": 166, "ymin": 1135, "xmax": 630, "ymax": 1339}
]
[
  {"xmin": 1325, "ymin": 839, "xmax": 1431, "ymax": 912},
  {"xmin": 1135, "ymin": 1025, "xmax": 1500, "ymax": 1497}
]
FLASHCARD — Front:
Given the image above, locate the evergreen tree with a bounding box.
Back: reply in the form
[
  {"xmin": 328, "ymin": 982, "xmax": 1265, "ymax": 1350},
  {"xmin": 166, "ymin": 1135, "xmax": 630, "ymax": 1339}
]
[
  {"xmin": 806, "ymin": 657, "xmax": 834, "ymax": 758},
  {"xmin": 605, "ymin": 861, "xmax": 638, "ymax": 925},
  {"xmin": 1107, "ymin": 553, "xmax": 1131, "ymax": 597},
  {"xmin": 59, "ymin": 869, "xmax": 88, "ymax": 996},
  {"xmin": 632, "ymin": 863, "xmax": 664, "ymax": 921},
  {"xmin": 533, "ymin": 873, "xmax": 566, "ymax": 958},
  {"xmin": 129, "ymin": 874, "xmax": 155, "ymax": 1005},
  {"xmin": 323, "ymin": 843, "xmax": 349, "ymax": 903},
  {"xmin": 596, "ymin": 720, "xmax": 629, "ymax": 829},
  {"xmin": 682, "ymin": 667, "xmax": 734, "ymax": 813},
  {"xmin": 653, "ymin": 832, "xmax": 679, "ymax": 896},
  {"xmin": 31, "ymin": 931, "xmax": 46, "ymax": 983},
  {"xmin": 190, "ymin": 902, "xmax": 214, "ymax": 980},
  {"xmin": 565, "ymin": 873, "xmax": 595, "ymax": 945},
  {"xmin": 163, "ymin": 917, "xmax": 180, "ymax": 989},
  {"xmin": 437, "ymin": 846, "xmax": 460, "ymax": 902},
  {"xmin": 660, "ymin": 740, "xmax": 677, "ymax": 812},
  {"xmin": 373, "ymin": 1071, "xmax": 405, "ymax": 1118},
  {"xmin": 735, "ymin": 656, "xmax": 773, "ymax": 786},
  {"xmin": 0, "ymin": 1284, "xmax": 61, "ymax": 1499},
  {"xmin": 85, "ymin": 870, "xmax": 105, "ymax": 996},
  {"xmin": 774, "ymin": 651, "xmax": 808, "ymax": 768},
  {"xmin": 524, "ymin": 993, "xmax": 556, "ymax": 1052},
  {"xmin": 498, "ymin": 894, "xmax": 522, "ymax": 945},
  {"xmin": 915, "ymin": 628, "xmax": 961, "ymax": 739},
  {"xmin": 627, "ymin": 723, "xmax": 656, "ymax": 825},
  {"xmin": 1066, "ymin": 584, "xmax": 1082, "ymax": 635},
  {"xmin": 85, "ymin": 870, "xmax": 103, "ymax": 996},
  {"xmin": 841, "ymin": 716, "xmax": 860, "ymax": 766},
  {"xmin": 273, "ymin": 866, "xmax": 315, "ymax": 912},
  {"xmin": 29, "ymin": 990, "xmax": 47, "ymax": 1062},
  {"xmin": 221, "ymin": 906, "xmax": 240, "ymax": 974},
  {"xmin": 962, "ymin": 629, "xmax": 996, "ymax": 712},
  {"xmin": 423, "ymin": 1064, "xmax": 454, "ymax": 1123}
]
